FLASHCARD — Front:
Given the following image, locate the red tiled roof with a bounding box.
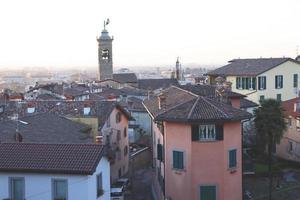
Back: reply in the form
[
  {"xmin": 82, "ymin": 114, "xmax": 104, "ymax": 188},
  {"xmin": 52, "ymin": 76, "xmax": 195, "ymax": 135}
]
[
  {"xmin": 282, "ymin": 97, "xmax": 300, "ymax": 118},
  {"xmin": 0, "ymin": 143, "xmax": 104, "ymax": 175}
]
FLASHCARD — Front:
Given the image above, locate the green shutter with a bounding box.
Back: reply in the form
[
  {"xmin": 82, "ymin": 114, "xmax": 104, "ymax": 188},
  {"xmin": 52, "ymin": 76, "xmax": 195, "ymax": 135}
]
[
  {"xmin": 216, "ymin": 125, "xmax": 223, "ymax": 141},
  {"xmin": 157, "ymin": 144, "xmax": 163, "ymax": 161},
  {"xmin": 229, "ymin": 149, "xmax": 237, "ymax": 168},
  {"xmin": 191, "ymin": 125, "xmax": 199, "ymax": 141},
  {"xmin": 294, "ymin": 74, "xmax": 298, "ymax": 88},
  {"xmin": 200, "ymin": 186, "xmax": 216, "ymax": 200},
  {"xmin": 252, "ymin": 77, "xmax": 256, "ymax": 89},
  {"xmin": 173, "ymin": 151, "xmax": 184, "ymax": 169}
]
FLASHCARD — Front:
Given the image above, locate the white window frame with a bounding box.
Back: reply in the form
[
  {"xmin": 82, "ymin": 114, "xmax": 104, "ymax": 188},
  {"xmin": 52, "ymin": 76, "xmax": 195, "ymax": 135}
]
[{"xmin": 199, "ymin": 125, "xmax": 216, "ymax": 141}]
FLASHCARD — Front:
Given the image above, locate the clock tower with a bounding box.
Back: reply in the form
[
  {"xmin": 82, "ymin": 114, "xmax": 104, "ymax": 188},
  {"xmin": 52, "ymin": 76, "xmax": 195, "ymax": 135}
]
[{"xmin": 97, "ymin": 20, "xmax": 113, "ymax": 80}]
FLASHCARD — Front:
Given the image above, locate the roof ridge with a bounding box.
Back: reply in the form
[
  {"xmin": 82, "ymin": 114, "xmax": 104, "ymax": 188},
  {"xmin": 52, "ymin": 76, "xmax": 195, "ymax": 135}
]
[
  {"xmin": 187, "ymin": 97, "xmax": 200, "ymax": 119},
  {"xmin": 156, "ymin": 98, "xmax": 197, "ymax": 118},
  {"xmin": 171, "ymin": 85, "xmax": 199, "ymax": 97},
  {"xmin": 199, "ymin": 96, "xmax": 229, "ymax": 118}
]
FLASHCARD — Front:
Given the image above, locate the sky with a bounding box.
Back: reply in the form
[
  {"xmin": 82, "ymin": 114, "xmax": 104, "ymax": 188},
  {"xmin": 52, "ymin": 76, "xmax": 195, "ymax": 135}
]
[{"xmin": 0, "ymin": 0, "xmax": 300, "ymax": 69}]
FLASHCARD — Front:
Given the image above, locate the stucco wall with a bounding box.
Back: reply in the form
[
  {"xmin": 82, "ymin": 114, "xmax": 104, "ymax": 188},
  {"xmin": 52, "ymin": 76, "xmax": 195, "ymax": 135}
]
[
  {"xmin": 228, "ymin": 61, "xmax": 300, "ymax": 104},
  {"xmin": 160, "ymin": 121, "xmax": 242, "ymax": 200},
  {"xmin": 0, "ymin": 157, "xmax": 110, "ymax": 200},
  {"xmin": 105, "ymin": 107, "xmax": 129, "ymax": 183},
  {"xmin": 277, "ymin": 117, "xmax": 300, "ymax": 162}
]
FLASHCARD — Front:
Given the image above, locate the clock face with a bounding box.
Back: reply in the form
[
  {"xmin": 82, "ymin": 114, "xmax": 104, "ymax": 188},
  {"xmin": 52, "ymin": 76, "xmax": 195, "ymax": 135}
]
[{"xmin": 101, "ymin": 49, "xmax": 109, "ymax": 60}]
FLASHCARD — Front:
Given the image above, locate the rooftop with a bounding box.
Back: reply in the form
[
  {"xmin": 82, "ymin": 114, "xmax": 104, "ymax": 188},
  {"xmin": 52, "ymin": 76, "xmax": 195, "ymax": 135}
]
[
  {"xmin": 0, "ymin": 113, "xmax": 93, "ymax": 143},
  {"xmin": 138, "ymin": 78, "xmax": 179, "ymax": 91},
  {"xmin": 207, "ymin": 58, "xmax": 300, "ymax": 76},
  {"xmin": 0, "ymin": 143, "xmax": 104, "ymax": 175},
  {"xmin": 143, "ymin": 86, "xmax": 251, "ymax": 123}
]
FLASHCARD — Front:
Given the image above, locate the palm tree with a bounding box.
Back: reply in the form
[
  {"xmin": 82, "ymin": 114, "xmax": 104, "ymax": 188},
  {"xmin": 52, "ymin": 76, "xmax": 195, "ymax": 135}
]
[{"xmin": 254, "ymin": 99, "xmax": 287, "ymax": 200}]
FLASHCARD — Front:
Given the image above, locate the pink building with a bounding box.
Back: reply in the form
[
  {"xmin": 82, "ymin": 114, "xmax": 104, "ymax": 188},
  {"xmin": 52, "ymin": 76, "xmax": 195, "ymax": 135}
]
[
  {"xmin": 276, "ymin": 97, "xmax": 300, "ymax": 162},
  {"xmin": 144, "ymin": 86, "xmax": 251, "ymax": 200}
]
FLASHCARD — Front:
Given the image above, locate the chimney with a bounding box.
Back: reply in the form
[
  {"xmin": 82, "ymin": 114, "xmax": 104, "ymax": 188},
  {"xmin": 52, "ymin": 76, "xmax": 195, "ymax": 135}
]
[
  {"xmin": 27, "ymin": 102, "xmax": 35, "ymax": 114},
  {"xmin": 14, "ymin": 132, "xmax": 23, "ymax": 142},
  {"xmin": 158, "ymin": 94, "xmax": 166, "ymax": 110},
  {"xmin": 95, "ymin": 135, "xmax": 103, "ymax": 144}
]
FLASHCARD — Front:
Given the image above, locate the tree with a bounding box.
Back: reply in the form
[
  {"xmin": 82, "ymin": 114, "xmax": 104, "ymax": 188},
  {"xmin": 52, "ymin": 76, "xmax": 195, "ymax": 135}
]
[{"xmin": 254, "ymin": 99, "xmax": 287, "ymax": 200}]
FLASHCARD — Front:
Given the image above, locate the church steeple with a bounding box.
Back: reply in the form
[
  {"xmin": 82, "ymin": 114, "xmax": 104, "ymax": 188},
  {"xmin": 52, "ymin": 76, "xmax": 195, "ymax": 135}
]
[
  {"xmin": 97, "ymin": 19, "xmax": 113, "ymax": 81},
  {"xmin": 175, "ymin": 57, "xmax": 180, "ymax": 80}
]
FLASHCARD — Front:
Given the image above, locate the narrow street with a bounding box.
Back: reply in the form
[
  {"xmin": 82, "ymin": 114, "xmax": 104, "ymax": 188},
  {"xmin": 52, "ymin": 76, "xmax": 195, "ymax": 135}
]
[{"xmin": 126, "ymin": 168, "xmax": 153, "ymax": 200}]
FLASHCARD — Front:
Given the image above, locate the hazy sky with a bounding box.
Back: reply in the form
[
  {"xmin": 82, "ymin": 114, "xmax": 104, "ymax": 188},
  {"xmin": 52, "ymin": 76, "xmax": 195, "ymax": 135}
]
[{"xmin": 0, "ymin": 0, "xmax": 300, "ymax": 69}]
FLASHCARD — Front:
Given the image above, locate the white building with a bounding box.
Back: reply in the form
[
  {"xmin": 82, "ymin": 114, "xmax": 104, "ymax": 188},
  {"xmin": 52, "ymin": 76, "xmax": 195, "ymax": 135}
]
[
  {"xmin": 207, "ymin": 57, "xmax": 300, "ymax": 104},
  {"xmin": 0, "ymin": 143, "xmax": 110, "ymax": 200}
]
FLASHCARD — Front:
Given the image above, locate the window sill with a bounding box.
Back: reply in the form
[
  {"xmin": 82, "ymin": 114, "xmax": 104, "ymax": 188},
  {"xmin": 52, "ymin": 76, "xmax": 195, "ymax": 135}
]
[
  {"xmin": 228, "ymin": 167, "xmax": 237, "ymax": 173},
  {"xmin": 193, "ymin": 139, "xmax": 220, "ymax": 143},
  {"xmin": 172, "ymin": 168, "xmax": 186, "ymax": 174}
]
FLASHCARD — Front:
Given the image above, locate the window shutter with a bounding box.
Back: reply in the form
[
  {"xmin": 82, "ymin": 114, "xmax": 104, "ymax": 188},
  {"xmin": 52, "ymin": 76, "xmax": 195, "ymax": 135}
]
[
  {"xmin": 216, "ymin": 125, "xmax": 223, "ymax": 141},
  {"xmin": 258, "ymin": 77, "xmax": 261, "ymax": 90},
  {"xmin": 173, "ymin": 151, "xmax": 178, "ymax": 168},
  {"xmin": 275, "ymin": 76, "xmax": 278, "ymax": 88},
  {"xmin": 191, "ymin": 125, "xmax": 199, "ymax": 141},
  {"xmin": 263, "ymin": 77, "xmax": 266, "ymax": 89},
  {"xmin": 229, "ymin": 149, "xmax": 237, "ymax": 168},
  {"xmin": 157, "ymin": 144, "xmax": 163, "ymax": 161},
  {"xmin": 236, "ymin": 77, "xmax": 239, "ymax": 89},
  {"xmin": 252, "ymin": 77, "xmax": 256, "ymax": 89}
]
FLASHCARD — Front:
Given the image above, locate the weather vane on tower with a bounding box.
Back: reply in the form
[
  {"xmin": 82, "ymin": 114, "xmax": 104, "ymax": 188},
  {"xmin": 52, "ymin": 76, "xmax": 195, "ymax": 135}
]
[{"xmin": 104, "ymin": 18, "xmax": 110, "ymax": 30}]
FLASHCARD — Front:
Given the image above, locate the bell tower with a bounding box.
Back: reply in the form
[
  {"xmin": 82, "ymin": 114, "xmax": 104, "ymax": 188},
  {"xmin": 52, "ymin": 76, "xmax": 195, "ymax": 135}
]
[{"xmin": 97, "ymin": 19, "xmax": 113, "ymax": 80}]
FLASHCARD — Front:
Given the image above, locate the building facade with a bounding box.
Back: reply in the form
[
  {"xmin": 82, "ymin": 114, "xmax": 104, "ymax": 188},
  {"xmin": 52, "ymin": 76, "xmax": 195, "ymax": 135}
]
[
  {"xmin": 0, "ymin": 143, "xmax": 110, "ymax": 200},
  {"xmin": 144, "ymin": 86, "xmax": 251, "ymax": 200},
  {"xmin": 276, "ymin": 97, "xmax": 300, "ymax": 162},
  {"xmin": 207, "ymin": 58, "xmax": 300, "ymax": 104}
]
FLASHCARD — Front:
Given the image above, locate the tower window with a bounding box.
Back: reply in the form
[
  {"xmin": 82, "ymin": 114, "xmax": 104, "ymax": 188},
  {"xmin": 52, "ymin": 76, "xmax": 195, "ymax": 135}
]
[{"xmin": 101, "ymin": 49, "xmax": 109, "ymax": 60}]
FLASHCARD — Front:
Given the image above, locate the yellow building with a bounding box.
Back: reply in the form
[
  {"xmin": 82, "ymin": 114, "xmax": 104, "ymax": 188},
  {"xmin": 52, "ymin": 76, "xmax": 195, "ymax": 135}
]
[{"xmin": 207, "ymin": 57, "xmax": 300, "ymax": 104}]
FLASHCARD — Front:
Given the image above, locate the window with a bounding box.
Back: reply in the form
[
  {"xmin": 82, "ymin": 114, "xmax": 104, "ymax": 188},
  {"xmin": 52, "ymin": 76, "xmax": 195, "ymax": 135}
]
[
  {"xmin": 124, "ymin": 127, "xmax": 127, "ymax": 137},
  {"xmin": 52, "ymin": 179, "xmax": 68, "ymax": 200},
  {"xmin": 9, "ymin": 177, "xmax": 25, "ymax": 200},
  {"xmin": 157, "ymin": 144, "xmax": 163, "ymax": 162},
  {"xmin": 258, "ymin": 76, "xmax": 266, "ymax": 90},
  {"xmin": 276, "ymin": 94, "xmax": 282, "ymax": 102},
  {"xmin": 294, "ymin": 74, "xmax": 298, "ymax": 88},
  {"xmin": 288, "ymin": 117, "xmax": 292, "ymax": 128},
  {"xmin": 116, "ymin": 112, "xmax": 121, "ymax": 123},
  {"xmin": 297, "ymin": 118, "xmax": 300, "ymax": 131},
  {"xmin": 191, "ymin": 124, "xmax": 223, "ymax": 141},
  {"xmin": 236, "ymin": 77, "xmax": 256, "ymax": 90},
  {"xmin": 124, "ymin": 145, "xmax": 128, "ymax": 156},
  {"xmin": 228, "ymin": 149, "xmax": 237, "ymax": 169},
  {"xmin": 288, "ymin": 141, "xmax": 293, "ymax": 152},
  {"xmin": 259, "ymin": 95, "xmax": 265, "ymax": 102},
  {"xmin": 173, "ymin": 150, "xmax": 184, "ymax": 170},
  {"xmin": 97, "ymin": 173, "xmax": 103, "ymax": 197},
  {"xmin": 200, "ymin": 185, "xmax": 217, "ymax": 200},
  {"xmin": 117, "ymin": 130, "xmax": 121, "ymax": 141},
  {"xmin": 275, "ymin": 75, "xmax": 283, "ymax": 89}
]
